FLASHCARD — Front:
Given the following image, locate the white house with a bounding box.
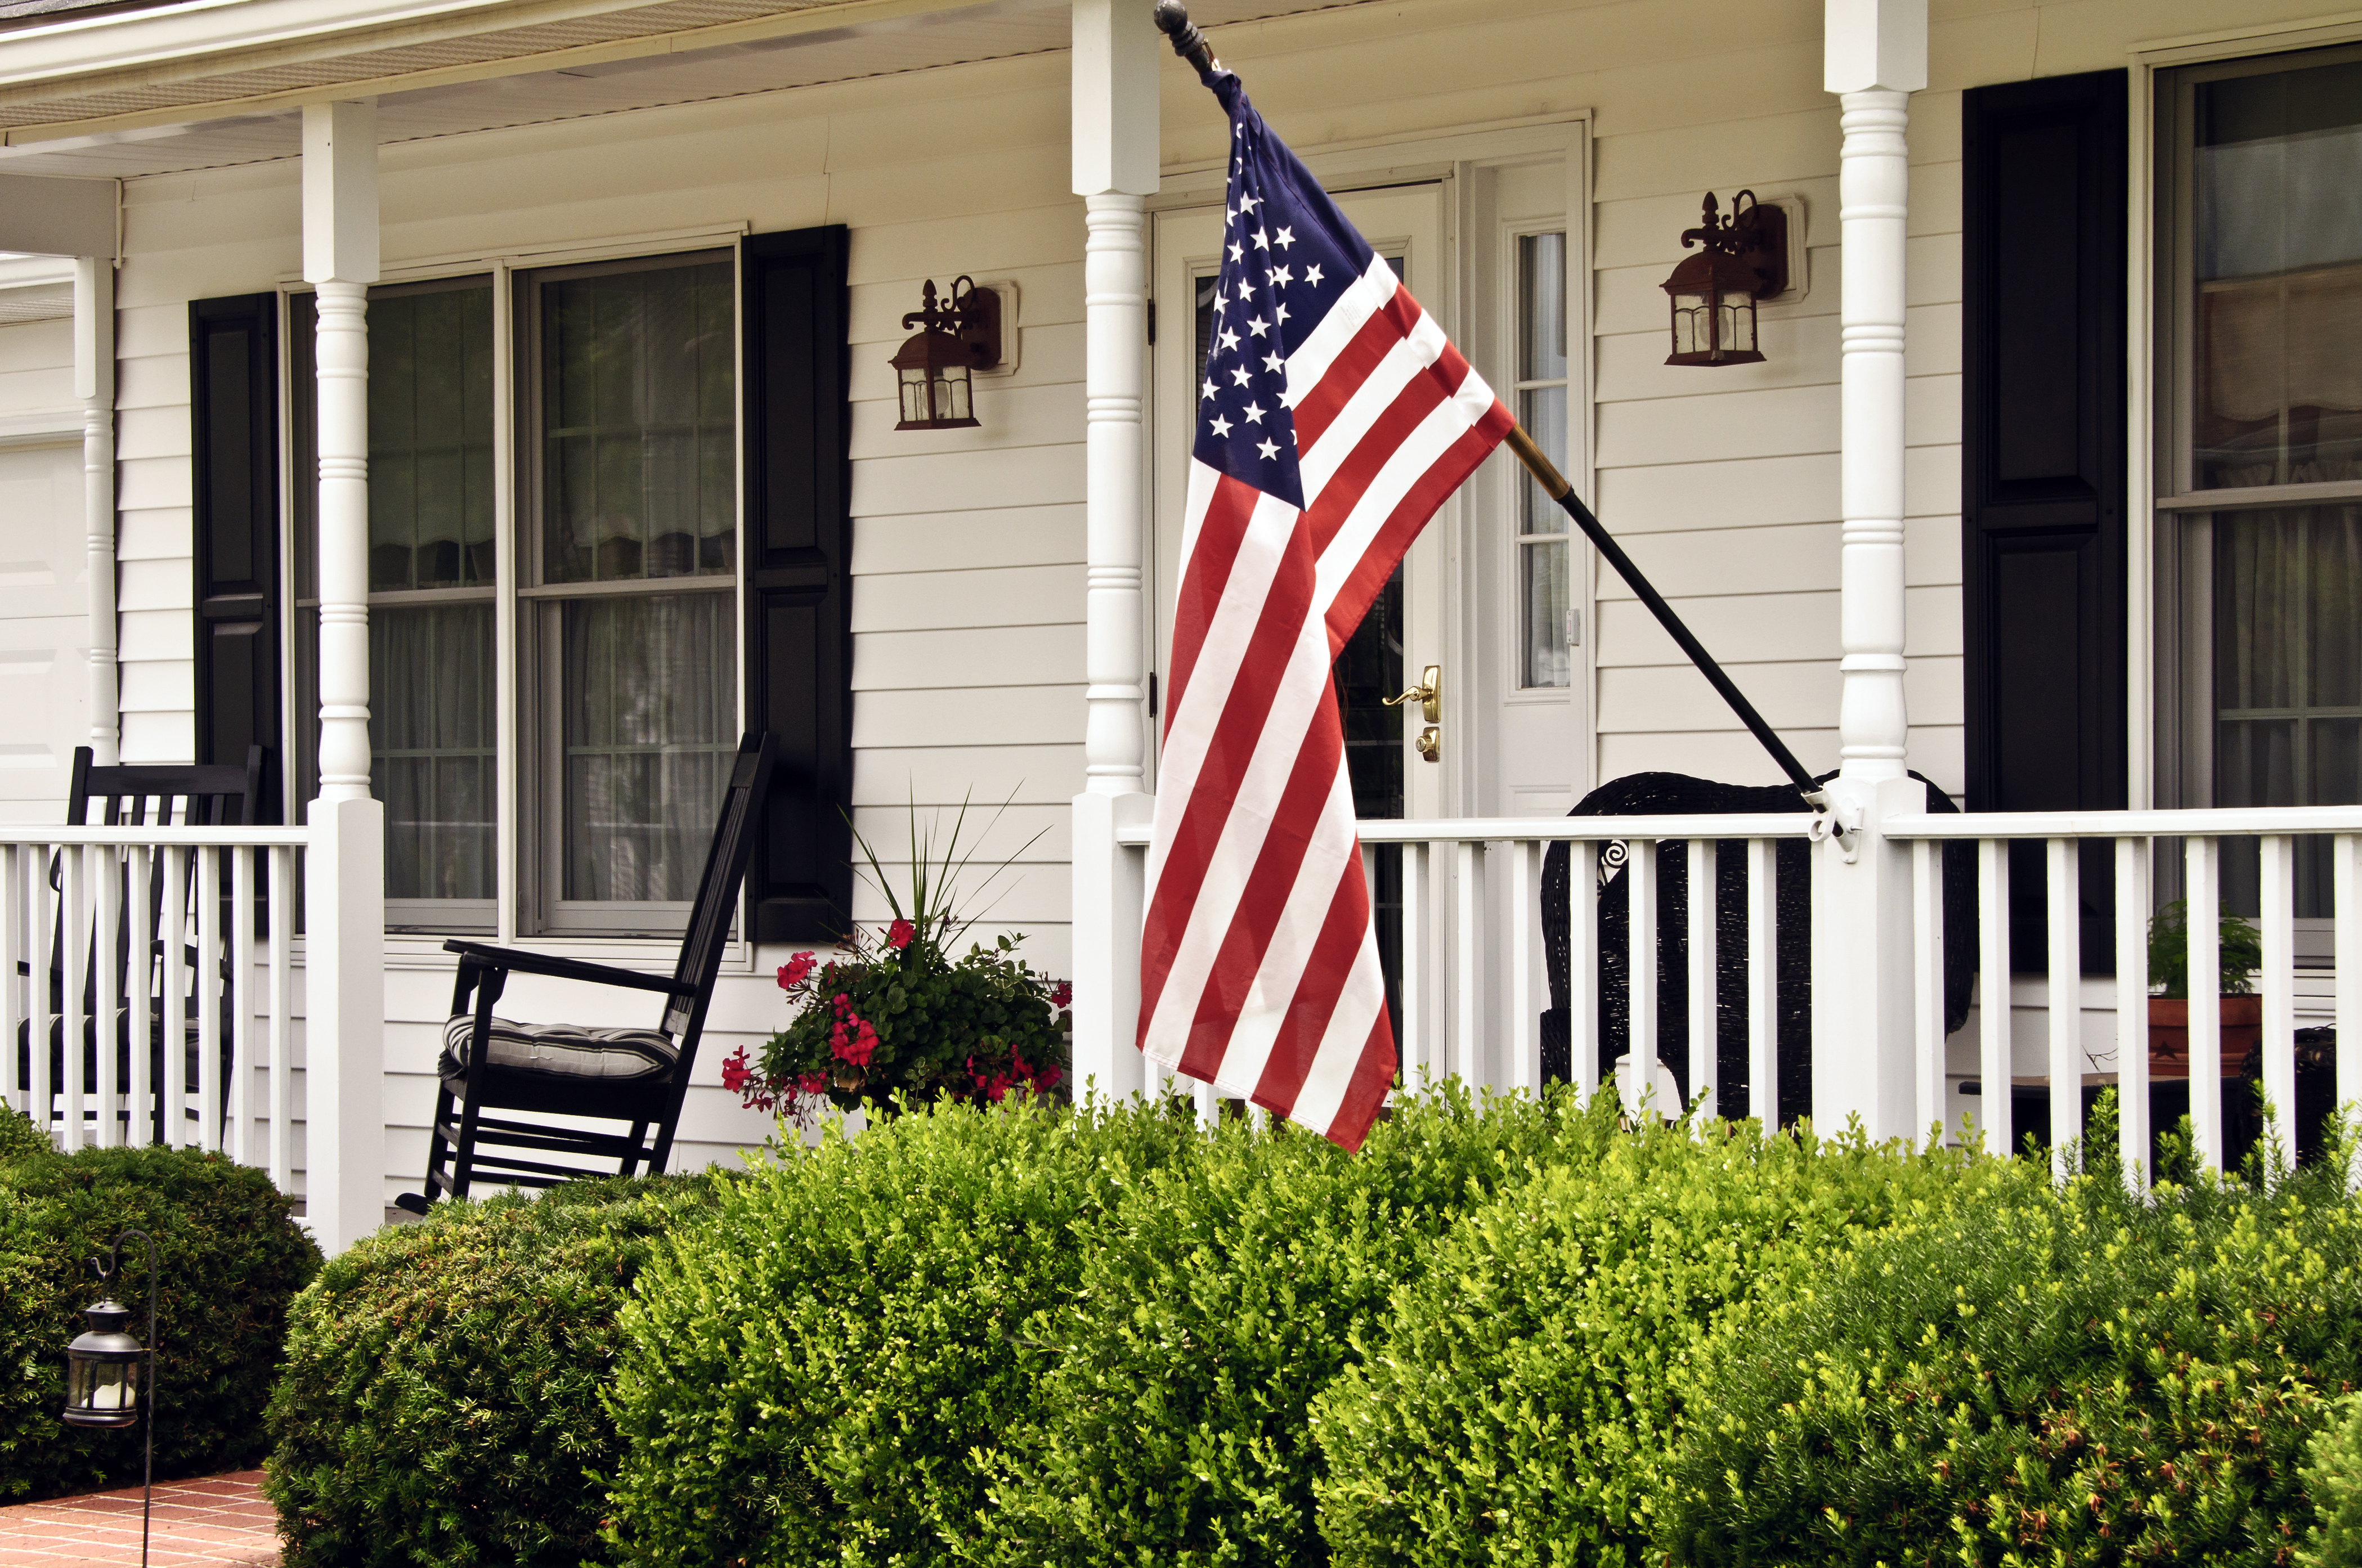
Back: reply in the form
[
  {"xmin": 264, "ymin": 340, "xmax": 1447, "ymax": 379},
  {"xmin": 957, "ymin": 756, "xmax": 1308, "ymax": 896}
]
[{"xmin": 0, "ymin": 0, "xmax": 2356, "ymax": 1252}]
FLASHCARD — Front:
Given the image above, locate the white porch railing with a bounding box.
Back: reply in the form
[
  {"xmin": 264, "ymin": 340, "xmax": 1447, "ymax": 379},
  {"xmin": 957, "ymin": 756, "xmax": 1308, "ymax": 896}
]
[
  {"xmin": 1108, "ymin": 804, "xmax": 2362, "ymax": 1178},
  {"xmin": 0, "ymin": 807, "xmax": 384, "ymax": 1254}
]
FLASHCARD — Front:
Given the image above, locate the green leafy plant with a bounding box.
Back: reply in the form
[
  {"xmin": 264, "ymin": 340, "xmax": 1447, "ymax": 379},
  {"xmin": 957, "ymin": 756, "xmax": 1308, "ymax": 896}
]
[
  {"xmin": 2149, "ymin": 896, "xmax": 2265, "ymax": 998},
  {"xmin": 2303, "ymin": 1395, "xmax": 2362, "ymax": 1568},
  {"xmin": 730, "ymin": 794, "xmax": 1069, "ymax": 1115},
  {"xmin": 266, "ymin": 1172, "xmax": 725, "ymax": 1567},
  {"xmin": 1655, "ymin": 1147, "xmax": 2362, "ymax": 1565},
  {"xmin": 0, "ymin": 1117, "xmax": 319, "ymax": 1503}
]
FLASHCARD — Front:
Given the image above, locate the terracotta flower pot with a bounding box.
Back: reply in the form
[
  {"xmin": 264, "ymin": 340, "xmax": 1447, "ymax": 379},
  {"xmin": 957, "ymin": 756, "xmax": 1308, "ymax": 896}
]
[{"xmin": 2146, "ymin": 995, "xmax": 2263, "ymax": 1077}]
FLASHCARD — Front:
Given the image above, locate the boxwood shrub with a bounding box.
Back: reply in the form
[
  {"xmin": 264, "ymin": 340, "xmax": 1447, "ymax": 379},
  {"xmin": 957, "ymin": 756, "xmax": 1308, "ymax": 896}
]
[
  {"xmin": 1310, "ymin": 1115, "xmax": 1998, "ymax": 1568},
  {"xmin": 0, "ymin": 1104, "xmax": 320, "ymax": 1503},
  {"xmin": 1657, "ymin": 1148, "xmax": 2362, "ymax": 1565},
  {"xmin": 2305, "ymin": 1395, "xmax": 2362, "ymax": 1568},
  {"xmin": 265, "ymin": 1171, "xmax": 727, "ymax": 1568}
]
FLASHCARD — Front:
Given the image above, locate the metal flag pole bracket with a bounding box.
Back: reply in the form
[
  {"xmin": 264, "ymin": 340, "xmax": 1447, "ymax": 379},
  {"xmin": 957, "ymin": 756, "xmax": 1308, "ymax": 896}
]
[{"xmin": 1151, "ymin": 0, "xmax": 1835, "ymax": 835}]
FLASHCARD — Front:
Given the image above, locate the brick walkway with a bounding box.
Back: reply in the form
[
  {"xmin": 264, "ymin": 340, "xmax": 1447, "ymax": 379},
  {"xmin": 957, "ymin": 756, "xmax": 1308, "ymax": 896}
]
[{"xmin": 0, "ymin": 1471, "xmax": 276, "ymax": 1567}]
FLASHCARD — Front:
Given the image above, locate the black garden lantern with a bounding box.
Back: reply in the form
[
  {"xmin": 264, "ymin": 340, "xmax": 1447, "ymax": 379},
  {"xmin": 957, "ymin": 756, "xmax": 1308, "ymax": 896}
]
[
  {"xmin": 892, "ymin": 275, "xmax": 1002, "ymax": 430},
  {"xmin": 62, "ymin": 1230, "xmax": 158, "ymax": 1565},
  {"xmin": 62, "ymin": 1296, "xmax": 145, "ymax": 1428},
  {"xmin": 1661, "ymin": 190, "xmax": 1787, "ymax": 367}
]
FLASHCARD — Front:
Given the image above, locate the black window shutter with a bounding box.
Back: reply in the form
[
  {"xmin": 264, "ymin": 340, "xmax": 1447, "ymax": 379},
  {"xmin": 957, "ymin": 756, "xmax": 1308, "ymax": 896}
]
[
  {"xmin": 741, "ymin": 226, "xmax": 853, "ymax": 944},
  {"xmin": 1961, "ymin": 71, "xmax": 2128, "ymax": 968},
  {"xmin": 189, "ymin": 294, "xmax": 283, "ymax": 824}
]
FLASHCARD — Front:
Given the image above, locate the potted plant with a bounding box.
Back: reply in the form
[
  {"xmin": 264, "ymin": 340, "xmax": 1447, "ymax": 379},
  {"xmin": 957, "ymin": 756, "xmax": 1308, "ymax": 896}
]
[
  {"xmin": 720, "ymin": 798, "xmax": 1071, "ymax": 1120},
  {"xmin": 2145, "ymin": 898, "xmax": 2264, "ymax": 1077}
]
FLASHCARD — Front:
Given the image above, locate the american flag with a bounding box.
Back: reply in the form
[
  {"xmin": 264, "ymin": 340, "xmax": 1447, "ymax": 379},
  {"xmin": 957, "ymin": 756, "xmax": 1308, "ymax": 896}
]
[{"xmin": 1137, "ymin": 68, "xmax": 1513, "ymax": 1151}]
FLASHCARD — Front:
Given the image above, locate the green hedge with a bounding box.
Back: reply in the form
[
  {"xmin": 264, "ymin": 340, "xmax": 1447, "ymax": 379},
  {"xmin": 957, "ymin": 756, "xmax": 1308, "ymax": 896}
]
[
  {"xmin": 265, "ymin": 1172, "xmax": 727, "ymax": 1568},
  {"xmin": 2304, "ymin": 1395, "xmax": 2362, "ymax": 1568},
  {"xmin": 1658, "ymin": 1148, "xmax": 2362, "ymax": 1565},
  {"xmin": 0, "ymin": 1104, "xmax": 320, "ymax": 1503},
  {"xmin": 1312, "ymin": 1116, "xmax": 2001, "ymax": 1568},
  {"xmin": 274, "ymin": 1093, "xmax": 2362, "ymax": 1567}
]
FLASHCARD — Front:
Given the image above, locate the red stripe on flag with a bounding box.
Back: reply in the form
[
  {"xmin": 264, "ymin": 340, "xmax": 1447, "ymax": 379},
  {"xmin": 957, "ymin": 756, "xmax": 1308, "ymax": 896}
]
[
  {"xmin": 1324, "ymin": 1012, "xmax": 1400, "ymax": 1155},
  {"xmin": 1138, "ymin": 517, "xmax": 1321, "ymax": 1033},
  {"xmin": 1293, "ymin": 287, "xmax": 1422, "ymax": 455},
  {"xmin": 1171, "ymin": 684, "xmax": 1345, "ymax": 1082},
  {"xmin": 1163, "ymin": 471, "xmax": 1262, "ymax": 737},
  {"xmin": 1301, "ymin": 364, "xmax": 1452, "ymax": 559},
  {"xmin": 1245, "ymin": 849, "xmax": 1383, "ymax": 1118},
  {"xmin": 1325, "ymin": 402, "xmax": 1513, "ymax": 652}
]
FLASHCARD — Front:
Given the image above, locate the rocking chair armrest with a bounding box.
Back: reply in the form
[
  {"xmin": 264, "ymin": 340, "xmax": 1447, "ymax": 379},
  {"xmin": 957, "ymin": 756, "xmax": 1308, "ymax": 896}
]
[{"xmin": 442, "ymin": 941, "xmax": 689, "ymax": 998}]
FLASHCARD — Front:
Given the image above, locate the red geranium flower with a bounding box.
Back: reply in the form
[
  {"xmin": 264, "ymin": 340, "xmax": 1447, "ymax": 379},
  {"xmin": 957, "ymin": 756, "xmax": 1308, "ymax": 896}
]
[
  {"xmin": 777, "ymin": 951, "xmax": 818, "ymax": 990},
  {"xmin": 1050, "ymin": 980, "xmax": 1073, "ymax": 1009},
  {"xmin": 885, "ymin": 919, "xmax": 916, "ymax": 950}
]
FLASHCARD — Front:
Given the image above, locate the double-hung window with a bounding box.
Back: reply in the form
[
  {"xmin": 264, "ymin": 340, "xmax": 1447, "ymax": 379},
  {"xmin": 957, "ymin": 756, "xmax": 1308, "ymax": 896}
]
[
  {"xmin": 293, "ymin": 247, "xmax": 741, "ymax": 937},
  {"xmin": 2158, "ymin": 48, "xmax": 2362, "ymax": 923}
]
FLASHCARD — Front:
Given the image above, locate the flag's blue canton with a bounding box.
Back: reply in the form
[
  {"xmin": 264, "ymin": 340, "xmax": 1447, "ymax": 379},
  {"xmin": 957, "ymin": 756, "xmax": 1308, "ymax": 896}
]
[{"xmin": 1193, "ymin": 71, "xmax": 1377, "ymax": 513}]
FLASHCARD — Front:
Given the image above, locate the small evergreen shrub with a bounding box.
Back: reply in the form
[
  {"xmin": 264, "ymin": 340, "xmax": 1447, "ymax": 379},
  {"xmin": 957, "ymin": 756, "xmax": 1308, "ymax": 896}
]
[
  {"xmin": 600, "ymin": 1094, "xmax": 1200, "ymax": 1568},
  {"xmin": 978, "ymin": 1081, "xmax": 1581, "ymax": 1568},
  {"xmin": 1656, "ymin": 1153, "xmax": 2362, "ymax": 1565},
  {"xmin": 265, "ymin": 1172, "xmax": 725, "ymax": 1568},
  {"xmin": 0, "ymin": 1106, "xmax": 320, "ymax": 1503},
  {"xmin": 2302, "ymin": 1395, "xmax": 2362, "ymax": 1568},
  {"xmin": 1310, "ymin": 1115, "xmax": 1994, "ymax": 1568}
]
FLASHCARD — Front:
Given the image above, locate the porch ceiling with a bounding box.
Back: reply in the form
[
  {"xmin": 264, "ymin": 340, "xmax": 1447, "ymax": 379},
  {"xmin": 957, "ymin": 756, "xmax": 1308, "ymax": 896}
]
[{"xmin": 0, "ymin": 0, "xmax": 1361, "ymax": 179}]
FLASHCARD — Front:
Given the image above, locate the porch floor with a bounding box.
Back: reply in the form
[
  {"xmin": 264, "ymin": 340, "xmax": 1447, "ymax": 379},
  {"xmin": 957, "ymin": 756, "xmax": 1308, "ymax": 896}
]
[{"xmin": 0, "ymin": 1471, "xmax": 275, "ymax": 1566}]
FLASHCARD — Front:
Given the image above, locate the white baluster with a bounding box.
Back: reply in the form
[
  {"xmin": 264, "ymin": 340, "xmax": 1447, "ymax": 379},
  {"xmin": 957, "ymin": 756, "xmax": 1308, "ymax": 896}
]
[
  {"xmin": 196, "ymin": 845, "xmax": 222, "ymax": 1153},
  {"xmin": 2046, "ymin": 838, "xmax": 2079, "ymax": 1178},
  {"xmin": 269, "ymin": 845, "xmax": 294, "ymax": 1193},
  {"xmin": 1509, "ymin": 838, "xmax": 1539, "ymax": 1095},
  {"xmin": 1455, "ymin": 840, "xmax": 1479, "ymax": 1085},
  {"xmin": 230, "ymin": 846, "xmax": 256, "ymax": 1168},
  {"xmin": 162, "ymin": 846, "xmax": 189, "ymax": 1148},
  {"xmin": 2188, "ymin": 835, "xmax": 2222, "ymax": 1171},
  {"xmin": 127, "ymin": 847, "xmax": 151, "ymax": 1147},
  {"xmin": 1747, "ymin": 837, "xmax": 1776, "ymax": 1126},
  {"xmin": 2115, "ymin": 836, "xmax": 2150, "ymax": 1191},
  {"xmin": 1569, "ymin": 841, "xmax": 1599, "ymax": 1103},
  {"xmin": 31, "ymin": 847, "xmax": 53, "ymax": 1143},
  {"xmin": 1627, "ymin": 839, "xmax": 1658, "ymax": 1116},
  {"xmin": 2259, "ymin": 833, "xmax": 2296, "ymax": 1172},
  {"xmin": 91, "ymin": 845, "xmax": 119, "ymax": 1148},
  {"xmin": 1910, "ymin": 837, "xmax": 1944, "ymax": 1147},
  {"xmin": 61, "ymin": 843, "xmax": 86, "ymax": 1152},
  {"xmin": 1978, "ymin": 837, "xmax": 2011, "ymax": 1157},
  {"xmin": 1402, "ymin": 841, "xmax": 1428, "ymax": 1080},
  {"xmin": 2338, "ymin": 834, "xmax": 2362, "ymax": 1174},
  {"xmin": 1686, "ymin": 838, "xmax": 1716, "ymax": 1122},
  {"xmin": 0, "ymin": 846, "xmax": 19, "ymax": 1118}
]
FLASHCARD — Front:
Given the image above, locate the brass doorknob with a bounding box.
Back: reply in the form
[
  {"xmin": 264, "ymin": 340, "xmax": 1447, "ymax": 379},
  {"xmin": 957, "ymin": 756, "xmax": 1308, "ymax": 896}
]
[{"xmin": 1382, "ymin": 664, "xmax": 1441, "ymax": 724}]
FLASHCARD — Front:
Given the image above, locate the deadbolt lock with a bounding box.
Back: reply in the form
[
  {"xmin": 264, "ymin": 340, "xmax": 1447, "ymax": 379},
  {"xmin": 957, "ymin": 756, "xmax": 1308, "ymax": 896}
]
[
  {"xmin": 1383, "ymin": 664, "xmax": 1442, "ymax": 725},
  {"xmin": 1415, "ymin": 725, "xmax": 1440, "ymax": 763}
]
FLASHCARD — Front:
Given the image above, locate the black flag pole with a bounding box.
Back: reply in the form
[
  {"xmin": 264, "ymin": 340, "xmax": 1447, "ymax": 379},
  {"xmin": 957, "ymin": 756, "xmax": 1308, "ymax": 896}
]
[{"xmin": 1149, "ymin": 0, "xmax": 1831, "ymax": 818}]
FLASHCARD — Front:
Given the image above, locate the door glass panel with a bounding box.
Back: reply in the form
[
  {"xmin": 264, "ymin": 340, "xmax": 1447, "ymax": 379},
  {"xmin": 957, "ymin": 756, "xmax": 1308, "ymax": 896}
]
[
  {"xmin": 1515, "ymin": 232, "xmax": 1571, "ymax": 689},
  {"xmin": 2193, "ymin": 59, "xmax": 2362, "ymax": 489}
]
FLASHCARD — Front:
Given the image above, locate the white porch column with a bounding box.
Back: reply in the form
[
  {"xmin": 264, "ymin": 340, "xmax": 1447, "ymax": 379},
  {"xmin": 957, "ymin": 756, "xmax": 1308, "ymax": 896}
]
[
  {"xmin": 74, "ymin": 258, "xmax": 115, "ymax": 765},
  {"xmin": 1069, "ymin": 0, "xmax": 1157, "ymax": 1105},
  {"xmin": 1811, "ymin": 0, "xmax": 1926, "ymax": 1142},
  {"xmin": 301, "ymin": 99, "xmax": 383, "ymax": 1255}
]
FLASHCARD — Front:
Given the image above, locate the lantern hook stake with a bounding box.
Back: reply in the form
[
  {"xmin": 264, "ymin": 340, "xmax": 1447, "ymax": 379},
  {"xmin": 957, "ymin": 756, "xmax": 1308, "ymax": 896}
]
[{"xmin": 89, "ymin": 1230, "xmax": 159, "ymax": 1568}]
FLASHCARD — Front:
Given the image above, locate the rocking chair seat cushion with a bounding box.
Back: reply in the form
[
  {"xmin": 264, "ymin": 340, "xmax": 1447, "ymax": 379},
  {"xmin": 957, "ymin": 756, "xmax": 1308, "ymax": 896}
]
[{"xmin": 441, "ymin": 1016, "xmax": 677, "ymax": 1084}]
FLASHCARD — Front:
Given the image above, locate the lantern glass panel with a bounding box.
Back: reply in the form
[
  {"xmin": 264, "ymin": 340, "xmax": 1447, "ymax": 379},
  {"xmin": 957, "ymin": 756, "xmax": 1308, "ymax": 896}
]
[
  {"xmin": 898, "ymin": 367, "xmax": 932, "ymax": 426},
  {"xmin": 1671, "ymin": 292, "xmax": 1713, "ymax": 358},
  {"xmin": 935, "ymin": 364, "xmax": 972, "ymax": 425},
  {"xmin": 1720, "ymin": 295, "xmax": 1754, "ymax": 356},
  {"xmin": 66, "ymin": 1353, "xmax": 137, "ymax": 1416}
]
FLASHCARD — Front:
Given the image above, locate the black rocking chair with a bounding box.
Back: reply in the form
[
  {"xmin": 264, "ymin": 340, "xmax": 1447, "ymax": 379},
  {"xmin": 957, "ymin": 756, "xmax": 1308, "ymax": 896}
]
[
  {"xmin": 18, "ymin": 745, "xmax": 266, "ymax": 1141},
  {"xmin": 397, "ymin": 731, "xmax": 778, "ymax": 1210}
]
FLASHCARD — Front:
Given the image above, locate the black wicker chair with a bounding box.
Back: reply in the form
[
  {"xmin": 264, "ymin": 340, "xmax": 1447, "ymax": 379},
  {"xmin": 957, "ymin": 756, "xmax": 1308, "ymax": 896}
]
[
  {"xmin": 397, "ymin": 730, "xmax": 777, "ymax": 1208},
  {"xmin": 17, "ymin": 745, "xmax": 266, "ymax": 1141},
  {"xmin": 1539, "ymin": 769, "xmax": 1974, "ymax": 1125}
]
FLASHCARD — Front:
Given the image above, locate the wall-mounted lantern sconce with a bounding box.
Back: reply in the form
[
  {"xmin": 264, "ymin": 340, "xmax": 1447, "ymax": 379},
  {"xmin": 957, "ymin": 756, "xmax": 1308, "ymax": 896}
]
[
  {"xmin": 892, "ymin": 275, "xmax": 1003, "ymax": 430},
  {"xmin": 1661, "ymin": 190, "xmax": 1787, "ymax": 367}
]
